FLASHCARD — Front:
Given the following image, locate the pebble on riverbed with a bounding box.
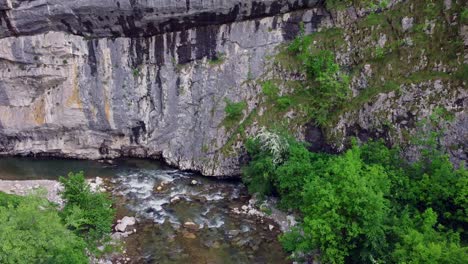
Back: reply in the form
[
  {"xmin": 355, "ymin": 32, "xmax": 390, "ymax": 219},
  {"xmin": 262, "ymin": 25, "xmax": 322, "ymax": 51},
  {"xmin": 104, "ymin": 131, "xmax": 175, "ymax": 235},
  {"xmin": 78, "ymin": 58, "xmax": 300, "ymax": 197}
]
[
  {"xmin": 170, "ymin": 196, "xmax": 181, "ymax": 203},
  {"xmin": 183, "ymin": 221, "xmax": 200, "ymax": 231}
]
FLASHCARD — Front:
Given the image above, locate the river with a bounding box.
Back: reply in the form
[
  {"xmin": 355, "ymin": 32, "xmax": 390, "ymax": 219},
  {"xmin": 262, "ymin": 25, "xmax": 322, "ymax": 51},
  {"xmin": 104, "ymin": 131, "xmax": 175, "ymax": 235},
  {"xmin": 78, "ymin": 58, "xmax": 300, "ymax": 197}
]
[{"xmin": 0, "ymin": 157, "xmax": 290, "ymax": 264}]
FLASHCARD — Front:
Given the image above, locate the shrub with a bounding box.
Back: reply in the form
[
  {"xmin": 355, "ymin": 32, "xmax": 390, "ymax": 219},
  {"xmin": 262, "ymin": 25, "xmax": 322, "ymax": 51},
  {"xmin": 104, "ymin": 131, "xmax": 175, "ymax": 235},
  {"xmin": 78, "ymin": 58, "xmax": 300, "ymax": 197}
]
[
  {"xmin": 261, "ymin": 80, "xmax": 279, "ymax": 100},
  {"xmin": 132, "ymin": 68, "xmax": 139, "ymax": 77},
  {"xmin": 60, "ymin": 172, "xmax": 115, "ymax": 249},
  {"xmin": 462, "ymin": 8, "xmax": 468, "ymax": 23},
  {"xmin": 224, "ymin": 99, "xmax": 246, "ymax": 121},
  {"xmin": 288, "ymin": 32, "xmax": 349, "ymax": 125},
  {"xmin": 276, "ymin": 96, "xmax": 292, "ymax": 110},
  {"xmin": 243, "ymin": 124, "xmax": 468, "ymax": 263},
  {"xmin": 208, "ymin": 52, "xmax": 225, "ymax": 65},
  {"xmin": 0, "ymin": 192, "xmax": 88, "ymax": 263},
  {"xmin": 392, "ymin": 209, "xmax": 468, "ymax": 263},
  {"xmin": 280, "ymin": 146, "xmax": 390, "ymax": 263}
]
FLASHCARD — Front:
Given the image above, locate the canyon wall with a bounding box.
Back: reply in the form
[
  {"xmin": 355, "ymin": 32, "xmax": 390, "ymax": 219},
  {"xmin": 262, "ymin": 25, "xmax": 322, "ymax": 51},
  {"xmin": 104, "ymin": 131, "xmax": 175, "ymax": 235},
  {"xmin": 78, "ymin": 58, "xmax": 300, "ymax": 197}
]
[
  {"xmin": 0, "ymin": 0, "xmax": 331, "ymax": 176},
  {"xmin": 0, "ymin": 0, "xmax": 466, "ymax": 176}
]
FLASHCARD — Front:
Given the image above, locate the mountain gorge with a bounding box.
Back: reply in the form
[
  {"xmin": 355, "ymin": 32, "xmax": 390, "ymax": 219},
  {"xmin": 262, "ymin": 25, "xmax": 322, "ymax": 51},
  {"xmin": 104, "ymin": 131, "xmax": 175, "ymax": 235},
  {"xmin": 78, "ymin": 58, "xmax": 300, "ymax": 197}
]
[{"xmin": 0, "ymin": 0, "xmax": 466, "ymax": 177}]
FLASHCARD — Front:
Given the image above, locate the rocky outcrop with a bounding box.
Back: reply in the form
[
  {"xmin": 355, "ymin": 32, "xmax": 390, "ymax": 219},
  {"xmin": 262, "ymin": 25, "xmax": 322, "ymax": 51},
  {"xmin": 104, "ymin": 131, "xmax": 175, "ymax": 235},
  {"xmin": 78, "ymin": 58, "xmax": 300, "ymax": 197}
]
[
  {"xmin": 0, "ymin": 0, "xmax": 332, "ymax": 176},
  {"xmin": 0, "ymin": 0, "xmax": 320, "ymax": 38}
]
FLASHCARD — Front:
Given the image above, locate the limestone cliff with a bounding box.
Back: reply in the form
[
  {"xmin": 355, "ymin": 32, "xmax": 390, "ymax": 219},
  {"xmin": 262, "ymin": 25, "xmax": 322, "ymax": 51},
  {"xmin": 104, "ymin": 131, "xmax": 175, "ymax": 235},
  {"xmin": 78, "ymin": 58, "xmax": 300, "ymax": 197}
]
[
  {"xmin": 0, "ymin": 0, "xmax": 331, "ymax": 176},
  {"xmin": 0, "ymin": 0, "xmax": 466, "ymax": 176}
]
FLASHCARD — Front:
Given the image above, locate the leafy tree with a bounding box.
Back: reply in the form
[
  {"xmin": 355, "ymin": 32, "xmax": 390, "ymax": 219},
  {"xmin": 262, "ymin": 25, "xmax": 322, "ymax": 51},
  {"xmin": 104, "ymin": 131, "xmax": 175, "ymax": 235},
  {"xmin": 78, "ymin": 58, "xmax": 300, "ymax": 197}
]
[
  {"xmin": 242, "ymin": 137, "xmax": 277, "ymax": 196},
  {"xmin": 0, "ymin": 192, "xmax": 88, "ymax": 264},
  {"xmin": 281, "ymin": 146, "xmax": 390, "ymax": 263},
  {"xmin": 60, "ymin": 172, "xmax": 115, "ymax": 249},
  {"xmin": 392, "ymin": 209, "xmax": 468, "ymax": 263},
  {"xmin": 243, "ymin": 126, "xmax": 468, "ymax": 263}
]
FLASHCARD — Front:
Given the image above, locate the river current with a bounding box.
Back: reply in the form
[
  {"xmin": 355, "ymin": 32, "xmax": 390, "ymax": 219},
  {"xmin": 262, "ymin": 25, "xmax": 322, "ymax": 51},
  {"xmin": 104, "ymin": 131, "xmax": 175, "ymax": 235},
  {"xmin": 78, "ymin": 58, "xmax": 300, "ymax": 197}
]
[{"xmin": 0, "ymin": 158, "xmax": 290, "ymax": 264}]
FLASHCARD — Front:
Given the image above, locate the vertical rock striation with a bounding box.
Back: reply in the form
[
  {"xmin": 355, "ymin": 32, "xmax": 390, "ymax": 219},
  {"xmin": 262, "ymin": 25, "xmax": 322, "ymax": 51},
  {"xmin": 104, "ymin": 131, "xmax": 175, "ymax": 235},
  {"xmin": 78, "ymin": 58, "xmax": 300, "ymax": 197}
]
[{"xmin": 0, "ymin": 0, "xmax": 332, "ymax": 176}]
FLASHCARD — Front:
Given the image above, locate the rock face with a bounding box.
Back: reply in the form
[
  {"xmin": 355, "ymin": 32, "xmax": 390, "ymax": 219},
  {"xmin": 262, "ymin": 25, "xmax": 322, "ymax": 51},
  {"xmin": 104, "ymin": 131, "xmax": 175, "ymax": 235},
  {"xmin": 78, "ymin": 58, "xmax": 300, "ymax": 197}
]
[
  {"xmin": 1, "ymin": 0, "xmax": 465, "ymax": 176},
  {"xmin": 0, "ymin": 0, "xmax": 331, "ymax": 176},
  {"xmin": 0, "ymin": 0, "xmax": 320, "ymax": 38}
]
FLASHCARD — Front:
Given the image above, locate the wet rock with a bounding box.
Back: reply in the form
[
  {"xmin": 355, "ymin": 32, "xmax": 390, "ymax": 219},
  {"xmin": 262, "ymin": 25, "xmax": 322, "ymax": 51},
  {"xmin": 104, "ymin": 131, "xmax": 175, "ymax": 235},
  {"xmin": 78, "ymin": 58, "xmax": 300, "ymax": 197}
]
[
  {"xmin": 170, "ymin": 196, "xmax": 181, "ymax": 203},
  {"xmin": 183, "ymin": 221, "xmax": 199, "ymax": 231},
  {"xmin": 212, "ymin": 241, "xmax": 221, "ymax": 249},
  {"xmin": 190, "ymin": 180, "xmax": 198, "ymax": 185},
  {"xmin": 182, "ymin": 231, "xmax": 196, "ymax": 239},
  {"xmin": 111, "ymin": 231, "xmax": 133, "ymax": 240},
  {"xmin": 268, "ymin": 224, "xmax": 274, "ymax": 231},
  {"xmin": 233, "ymin": 237, "xmax": 250, "ymax": 247},
  {"xmin": 115, "ymin": 216, "xmax": 136, "ymax": 232},
  {"xmin": 228, "ymin": 230, "xmax": 240, "ymax": 237},
  {"xmin": 88, "ymin": 177, "xmax": 104, "ymax": 192}
]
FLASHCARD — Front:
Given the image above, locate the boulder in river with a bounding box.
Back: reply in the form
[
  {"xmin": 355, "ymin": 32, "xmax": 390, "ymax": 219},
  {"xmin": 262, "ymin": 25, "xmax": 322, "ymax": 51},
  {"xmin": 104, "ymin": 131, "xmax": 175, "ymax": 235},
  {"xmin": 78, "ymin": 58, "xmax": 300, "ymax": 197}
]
[
  {"xmin": 115, "ymin": 216, "xmax": 136, "ymax": 232},
  {"xmin": 183, "ymin": 221, "xmax": 199, "ymax": 231},
  {"xmin": 170, "ymin": 196, "xmax": 181, "ymax": 203}
]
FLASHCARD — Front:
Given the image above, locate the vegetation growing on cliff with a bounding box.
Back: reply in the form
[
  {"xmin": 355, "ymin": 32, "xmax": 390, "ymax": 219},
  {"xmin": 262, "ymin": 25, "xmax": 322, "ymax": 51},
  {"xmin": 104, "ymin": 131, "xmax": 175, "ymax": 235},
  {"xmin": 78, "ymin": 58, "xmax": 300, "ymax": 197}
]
[
  {"xmin": 0, "ymin": 172, "xmax": 115, "ymax": 263},
  {"xmin": 243, "ymin": 127, "xmax": 468, "ymax": 263}
]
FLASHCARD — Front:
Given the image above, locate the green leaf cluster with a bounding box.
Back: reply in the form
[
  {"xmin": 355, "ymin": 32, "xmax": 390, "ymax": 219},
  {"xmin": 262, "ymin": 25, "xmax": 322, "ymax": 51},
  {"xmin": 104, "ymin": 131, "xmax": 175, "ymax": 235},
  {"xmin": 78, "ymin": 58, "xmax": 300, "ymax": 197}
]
[
  {"xmin": 0, "ymin": 192, "xmax": 88, "ymax": 263},
  {"xmin": 0, "ymin": 171, "xmax": 116, "ymax": 263},
  {"xmin": 288, "ymin": 33, "xmax": 349, "ymax": 125},
  {"xmin": 224, "ymin": 99, "xmax": 247, "ymax": 121},
  {"xmin": 60, "ymin": 172, "xmax": 115, "ymax": 250},
  {"xmin": 243, "ymin": 128, "xmax": 468, "ymax": 263}
]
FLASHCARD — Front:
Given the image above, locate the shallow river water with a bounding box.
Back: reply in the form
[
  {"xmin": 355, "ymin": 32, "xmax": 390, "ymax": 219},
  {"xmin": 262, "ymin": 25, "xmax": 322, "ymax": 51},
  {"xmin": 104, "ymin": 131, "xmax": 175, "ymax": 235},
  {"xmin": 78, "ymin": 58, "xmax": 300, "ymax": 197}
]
[{"xmin": 0, "ymin": 158, "xmax": 290, "ymax": 264}]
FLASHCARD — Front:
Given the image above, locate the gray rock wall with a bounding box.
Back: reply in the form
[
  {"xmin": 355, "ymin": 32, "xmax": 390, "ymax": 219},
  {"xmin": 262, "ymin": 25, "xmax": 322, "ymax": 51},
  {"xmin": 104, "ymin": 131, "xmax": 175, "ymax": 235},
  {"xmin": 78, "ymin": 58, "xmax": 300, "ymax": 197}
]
[
  {"xmin": 0, "ymin": 0, "xmax": 331, "ymax": 176},
  {"xmin": 0, "ymin": 0, "xmax": 319, "ymax": 37}
]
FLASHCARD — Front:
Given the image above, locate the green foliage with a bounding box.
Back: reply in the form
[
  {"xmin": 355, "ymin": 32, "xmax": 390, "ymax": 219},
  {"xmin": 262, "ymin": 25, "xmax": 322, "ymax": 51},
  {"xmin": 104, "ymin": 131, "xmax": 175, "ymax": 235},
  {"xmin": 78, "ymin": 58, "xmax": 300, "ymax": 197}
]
[
  {"xmin": 462, "ymin": 8, "xmax": 468, "ymax": 24},
  {"xmin": 132, "ymin": 68, "xmax": 139, "ymax": 77},
  {"xmin": 60, "ymin": 172, "xmax": 115, "ymax": 249},
  {"xmin": 243, "ymin": 122, "xmax": 468, "ymax": 263},
  {"xmin": 242, "ymin": 138, "xmax": 277, "ymax": 196},
  {"xmin": 288, "ymin": 33, "xmax": 349, "ymax": 125},
  {"xmin": 325, "ymin": 0, "xmax": 352, "ymax": 10},
  {"xmin": 325, "ymin": 0, "xmax": 388, "ymax": 11},
  {"xmin": 279, "ymin": 146, "xmax": 390, "ymax": 263},
  {"xmin": 261, "ymin": 80, "xmax": 279, "ymax": 100},
  {"xmin": 0, "ymin": 192, "xmax": 88, "ymax": 264},
  {"xmin": 208, "ymin": 52, "xmax": 225, "ymax": 65},
  {"xmin": 374, "ymin": 46, "xmax": 385, "ymax": 59},
  {"xmin": 224, "ymin": 99, "xmax": 247, "ymax": 121},
  {"xmin": 275, "ymin": 96, "xmax": 292, "ymax": 110},
  {"xmin": 392, "ymin": 209, "xmax": 468, "ymax": 264}
]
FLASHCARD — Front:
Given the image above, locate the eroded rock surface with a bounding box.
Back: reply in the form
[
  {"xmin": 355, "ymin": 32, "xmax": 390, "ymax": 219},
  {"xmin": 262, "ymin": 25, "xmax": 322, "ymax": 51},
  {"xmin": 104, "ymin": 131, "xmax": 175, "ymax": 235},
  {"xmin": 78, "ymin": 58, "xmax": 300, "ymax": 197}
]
[{"xmin": 0, "ymin": 0, "xmax": 332, "ymax": 176}]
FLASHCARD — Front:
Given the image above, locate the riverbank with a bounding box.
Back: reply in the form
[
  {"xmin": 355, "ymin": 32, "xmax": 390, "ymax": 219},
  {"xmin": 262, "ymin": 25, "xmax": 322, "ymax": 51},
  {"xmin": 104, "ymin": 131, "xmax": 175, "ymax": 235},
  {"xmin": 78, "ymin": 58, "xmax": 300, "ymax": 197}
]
[
  {"xmin": 0, "ymin": 157, "xmax": 292, "ymax": 263},
  {"xmin": 0, "ymin": 179, "xmax": 63, "ymax": 205}
]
